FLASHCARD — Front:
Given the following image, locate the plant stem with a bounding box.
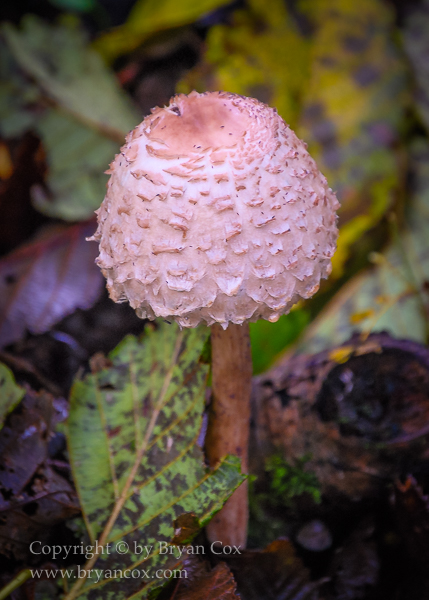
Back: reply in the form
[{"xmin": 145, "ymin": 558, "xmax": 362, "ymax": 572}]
[{"xmin": 205, "ymin": 323, "xmax": 252, "ymax": 548}]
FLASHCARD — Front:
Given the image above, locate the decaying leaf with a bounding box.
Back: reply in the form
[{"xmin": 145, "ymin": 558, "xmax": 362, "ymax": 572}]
[
  {"xmin": 0, "ymin": 220, "xmax": 104, "ymax": 348},
  {"xmin": 252, "ymin": 332, "xmax": 429, "ymax": 501},
  {"xmin": 66, "ymin": 323, "xmax": 245, "ymax": 599},
  {"xmin": 0, "ymin": 389, "xmax": 78, "ymax": 561},
  {"xmin": 224, "ymin": 538, "xmax": 323, "ymax": 600},
  {"xmin": 299, "ymin": 139, "xmax": 429, "ymax": 353},
  {"xmin": 0, "ymin": 362, "xmax": 24, "ymax": 430},
  {"xmin": 298, "ymin": 0, "xmax": 409, "ymax": 276},
  {"xmin": 172, "ymin": 513, "xmax": 201, "ymax": 545},
  {"xmin": 175, "ymin": 560, "xmax": 240, "ymax": 600},
  {"xmin": 0, "ymin": 17, "xmax": 139, "ymax": 221},
  {"xmin": 94, "ymin": 0, "xmax": 233, "ymax": 62}
]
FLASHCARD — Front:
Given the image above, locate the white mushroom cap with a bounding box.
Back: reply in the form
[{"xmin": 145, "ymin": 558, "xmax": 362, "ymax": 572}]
[{"xmin": 92, "ymin": 91, "xmax": 339, "ymax": 328}]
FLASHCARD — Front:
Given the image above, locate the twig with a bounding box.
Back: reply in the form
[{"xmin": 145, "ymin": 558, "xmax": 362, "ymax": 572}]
[
  {"xmin": 0, "ymin": 569, "xmax": 32, "ymax": 600},
  {"xmin": 0, "ymin": 350, "xmax": 62, "ymax": 397}
]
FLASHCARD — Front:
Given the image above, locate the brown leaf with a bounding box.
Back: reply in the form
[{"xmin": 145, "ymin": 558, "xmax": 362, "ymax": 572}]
[
  {"xmin": 0, "ymin": 220, "xmax": 104, "ymax": 348},
  {"xmin": 176, "ymin": 561, "xmax": 239, "ymax": 600},
  {"xmin": 224, "ymin": 538, "xmax": 323, "ymax": 600},
  {"xmin": 172, "ymin": 513, "xmax": 201, "ymax": 545},
  {"xmin": 0, "ymin": 389, "xmax": 79, "ymax": 561}
]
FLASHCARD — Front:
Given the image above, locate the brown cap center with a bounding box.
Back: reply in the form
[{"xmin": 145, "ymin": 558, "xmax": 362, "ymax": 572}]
[{"xmin": 147, "ymin": 92, "xmax": 251, "ymax": 154}]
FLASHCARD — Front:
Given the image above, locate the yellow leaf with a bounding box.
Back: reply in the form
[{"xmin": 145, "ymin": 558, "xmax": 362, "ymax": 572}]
[
  {"xmin": 349, "ymin": 309, "xmax": 375, "ymax": 325},
  {"xmin": 177, "ymin": 0, "xmax": 310, "ymax": 130},
  {"xmin": 329, "ymin": 346, "xmax": 354, "ymax": 364},
  {"xmin": 298, "ymin": 0, "xmax": 409, "ymax": 276},
  {"xmin": 94, "ymin": 0, "xmax": 233, "ymax": 62}
]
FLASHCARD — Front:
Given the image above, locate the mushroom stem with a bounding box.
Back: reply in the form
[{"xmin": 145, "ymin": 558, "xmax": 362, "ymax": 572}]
[{"xmin": 205, "ymin": 322, "xmax": 252, "ymax": 548}]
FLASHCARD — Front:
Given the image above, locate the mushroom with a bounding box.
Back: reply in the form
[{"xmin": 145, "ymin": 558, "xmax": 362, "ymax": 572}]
[{"xmin": 91, "ymin": 91, "xmax": 339, "ymax": 548}]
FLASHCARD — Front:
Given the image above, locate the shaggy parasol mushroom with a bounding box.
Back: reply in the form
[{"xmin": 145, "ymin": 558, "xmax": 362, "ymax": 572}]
[{"xmin": 91, "ymin": 91, "xmax": 339, "ymax": 547}]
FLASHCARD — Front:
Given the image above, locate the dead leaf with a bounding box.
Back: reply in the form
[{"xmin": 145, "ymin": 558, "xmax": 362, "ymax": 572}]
[
  {"xmin": 224, "ymin": 538, "xmax": 324, "ymax": 600},
  {"xmin": 298, "ymin": 0, "xmax": 409, "ymax": 277},
  {"xmin": 0, "ymin": 220, "xmax": 104, "ymax": 348},
  {"xmin": 175, "ymin": 561, "xmax": 240, "ymax": 600},
  {"xmin": 172, "ymin": 513, "xmax": 201, "ymax": 545},
  {"xmin": 0, "ymin": 388, "xmax": 79, "ymax": 561},
  {"xmin": 299, "ymin": 139, "xmax": 429, "ymax": 354}
]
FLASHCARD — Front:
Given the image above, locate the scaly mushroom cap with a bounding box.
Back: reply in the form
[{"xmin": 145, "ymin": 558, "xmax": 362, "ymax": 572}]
[{"xmin": 92, "ymin": 91, "xmax": 339, "ymax": 328}]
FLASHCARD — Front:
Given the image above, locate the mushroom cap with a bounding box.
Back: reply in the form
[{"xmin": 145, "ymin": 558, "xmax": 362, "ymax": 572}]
[{"xmin": 92, "ymin": 91, "xmax": 339, "ymax": 328}]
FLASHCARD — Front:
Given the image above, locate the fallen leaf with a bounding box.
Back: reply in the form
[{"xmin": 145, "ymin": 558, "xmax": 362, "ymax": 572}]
[
  {"xmin": 178, "ymin": 0, "xmax": 310, "ymax": 130},
  {"xmin": 94, "ymin": 0, "xmax": 234, "ymax": 62},
  {"xmin": 172, "ymin": 513, "xmax": 201, "ymax": 545},
  {"xmin": 298, "ymin": 0, "xmax": 409, "ymax": 277},
  {"xmin": 0, "ymin": 389, "xmax": 79, "ymax": 561},
  {"xmin": 299, "ymin": 139, "xmax": 429, "ymax": 353},
  {"xmin": 176, "ymin": 561, "xmax": 240, "ymax": 600},
  {"xmin": 66, "ymin": 322, "xmax": 245, "ymax": 599},
  {"xmin": 0, "ymin": 220, "xmax": 104, "ymax": 348},
  {"xmin": 0, "ymin": 17, "xmax": 139, "ymax": 221},
  {"xmin": 224, "ymin": 538, "xmax": 324, "ymax": 600},
  {"xmin": 2, "ymin": 17, "xmax": 137, "ymax": 141}
]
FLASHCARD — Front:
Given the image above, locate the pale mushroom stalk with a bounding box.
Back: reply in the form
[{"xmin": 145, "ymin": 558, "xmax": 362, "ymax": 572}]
[
  {"xmin": 91, "ymin": 91, "xmax": 339, "ymax": 549},
  {"xmin": 205, "ymin": 323, "xmax": 252, "ymax": 547}
]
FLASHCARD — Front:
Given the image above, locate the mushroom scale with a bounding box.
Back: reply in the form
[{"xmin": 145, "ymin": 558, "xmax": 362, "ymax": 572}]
[{"xmin": 92, "ymin": 91, "xmax": 339, "ymax": 328}]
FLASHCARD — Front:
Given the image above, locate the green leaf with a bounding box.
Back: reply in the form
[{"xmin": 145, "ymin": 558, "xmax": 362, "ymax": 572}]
[
  {"xmin": 0, "ymin": 17, "xmax": 139, "ymax": 221},
  {"xmin": 0, "ymin": 38, "xmax": 42, "ymax": 138},
  {"xmin": 66, "ymin": 323, "xmax": 245, "ymax": 599},
  {"xmin": 32, "ymin": 110, "xmax": 120, "ymax": 220},
  {"xmin": 48, "ymin": 0, "xmax": 97, "ymax": 12},
  {"xmin": 94, "ymin": 0, "xmax": 233, "ymax": 62},
  {"xmin": 297, "ymin": 0, "xmax": 409, "ymax": 277},
  {"xmin": 403, "ymin": 0, "xmax": 429, "ymax": 133},
  {"xmin": 250, "ymin": 309, "xmax": 309, "ymax": 375},
  {"xmin": 299, "ymin": 139, "xmax": 429, "ymax": 354},
  {"xmin": 177, "ymin": 0, "xmax": 310, "ymax": 130},
  {"xmin": 2, "ymin": 17, "xmax": 138, "ymax": 138},
  {"xmin": 0, "ymin": 363, "xmax": 25, "ymax": 431}
]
